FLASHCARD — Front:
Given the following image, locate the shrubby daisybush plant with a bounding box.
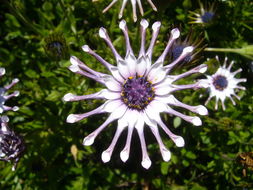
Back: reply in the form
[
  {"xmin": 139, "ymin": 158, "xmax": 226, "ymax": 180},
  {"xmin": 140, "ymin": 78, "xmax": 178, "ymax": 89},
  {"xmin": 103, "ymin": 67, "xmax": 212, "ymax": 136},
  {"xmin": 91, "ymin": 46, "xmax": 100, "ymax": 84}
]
[
  {"xmin": 199, "ymin": 56, "xmax": 247, "ymax": 110},
  {"xmin": 63, "ymin": 19, "xmax": 208, "ymax": 169}
]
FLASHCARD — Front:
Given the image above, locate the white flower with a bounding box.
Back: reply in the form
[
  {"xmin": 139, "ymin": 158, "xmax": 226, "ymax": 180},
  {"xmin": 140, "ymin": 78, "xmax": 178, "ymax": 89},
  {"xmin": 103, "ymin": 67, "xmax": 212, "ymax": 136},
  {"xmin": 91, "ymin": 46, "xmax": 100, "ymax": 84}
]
[
  {"xmin": 64, "ymin": 20, "xmax": 208, "ymax": 169},
  {"xmin": 95, "ymin": 0, "xmax": 157, "ymax": 22},
  {"xmin": 0, "ymin": 68, "xmax": 19, "ymax": 114},
  {"xmin": 200, "ymin": 56, "xmax": 247, "ymax": 110}
]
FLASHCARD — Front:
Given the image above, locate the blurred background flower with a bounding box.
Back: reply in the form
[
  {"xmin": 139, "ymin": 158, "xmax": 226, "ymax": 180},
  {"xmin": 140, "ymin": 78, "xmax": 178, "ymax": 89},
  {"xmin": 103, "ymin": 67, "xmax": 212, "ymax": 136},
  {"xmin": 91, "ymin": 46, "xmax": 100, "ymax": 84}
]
[
  {"xmin": 0, "ymin": 116, "xmax": 25, "ymax": 171},
  {"xmin": 199, "ymin": 56, "xmax": 247, "ymax": 110}
]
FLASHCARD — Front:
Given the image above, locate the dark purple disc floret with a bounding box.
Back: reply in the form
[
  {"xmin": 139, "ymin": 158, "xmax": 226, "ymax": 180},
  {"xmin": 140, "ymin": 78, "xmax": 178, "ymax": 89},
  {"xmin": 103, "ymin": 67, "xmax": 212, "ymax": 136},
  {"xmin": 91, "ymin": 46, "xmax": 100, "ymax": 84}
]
[
  {"xmin": 212, "ymin": 75, "xmax": 228, "ymax": 91},
  {"xmin": 201, "ymin": 12, "xmax": 214, "ymax": 23},
  {"xmin": 121, "ymin": 76, "xmax": 155, "ymax": 110}
]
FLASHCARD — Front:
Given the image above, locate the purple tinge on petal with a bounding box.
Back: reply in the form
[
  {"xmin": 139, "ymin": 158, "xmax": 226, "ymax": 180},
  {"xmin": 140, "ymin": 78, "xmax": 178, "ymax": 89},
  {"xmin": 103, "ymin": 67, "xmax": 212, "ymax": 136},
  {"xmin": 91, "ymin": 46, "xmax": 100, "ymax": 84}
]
[
  {"xmin": 119, "ymin": 109, "xmax": 139, "ymax": 162},
  {"xmin": 138, "ymin": 19, "xmax": 149, "ymax": 58},
  {"xmin": 99, "ymin": 27, "xmax": 123, "ymax": 62},
  {"xmin": 135, "ymin": 114, "xmax": 152, "ymax": 169},
  {"xmin": 83, "ymin": 104, "xmax": 127, "ymax": 146},
  {"xmin": 146, "ymin": 21, "xmax": 161, "ymax": 60},
  {"xmin": 143, "ymin": 113, "xmax": 171, "ymax": 161},
  {"xmin": 101, "ymin": 119, "xmax": 127, "ymax": 163},
  {"xmin": 155, "ymin": 28, "xmax": 180, "ymax": 64}
]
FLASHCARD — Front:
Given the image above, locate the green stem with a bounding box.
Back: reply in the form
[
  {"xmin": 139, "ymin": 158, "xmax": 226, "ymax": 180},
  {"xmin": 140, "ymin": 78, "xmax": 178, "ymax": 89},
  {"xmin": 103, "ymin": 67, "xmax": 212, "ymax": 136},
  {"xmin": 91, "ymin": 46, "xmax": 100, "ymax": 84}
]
[{"xmin": 204, "ymin": 47, "xmax": 241, "ymax": 53}]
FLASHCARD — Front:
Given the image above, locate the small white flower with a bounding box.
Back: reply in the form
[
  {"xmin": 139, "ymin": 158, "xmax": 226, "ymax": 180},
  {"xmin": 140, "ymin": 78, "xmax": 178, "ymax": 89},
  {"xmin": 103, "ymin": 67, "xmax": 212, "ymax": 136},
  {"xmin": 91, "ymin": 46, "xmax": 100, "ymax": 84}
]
[
  {"xmin": 200, "ymin": 56, "xmax": 247, "ymax": 110},
  {"xmin": 64, "ymin": 20, "xmax": 208, "ymax": 169},
  {"xmin": 94, "ymin": 0, "xmax": 157, "ymax": 22},
  {"xmin": 0, "ymin": 68, "xmax": 19, "ymax": 114}
]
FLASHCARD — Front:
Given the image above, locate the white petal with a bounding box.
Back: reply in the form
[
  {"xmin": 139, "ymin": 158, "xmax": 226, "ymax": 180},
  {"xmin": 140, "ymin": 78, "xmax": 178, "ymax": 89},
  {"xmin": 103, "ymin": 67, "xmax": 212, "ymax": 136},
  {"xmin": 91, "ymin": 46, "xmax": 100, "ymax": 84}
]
[
  {"xmin": 141, "ymin": 158, "xmax": 152, "ymax": 169},
  {"xmin": 147, "ymin": 62, "xmax": 167, "ymax": 84},
  {"xmin": 154, "ymin": 84, "xmax": 172, "ymax": 96},
  {"xmin": 102, "ymin": 99, "xmax": 123, "ymax": 112},
  {"xmin": 174, "ymin": 136, "xmax": 185, "ymax": 147},
  {"xmin": 101, "ymin": 151, "xmax": 111, "ymax": 163},
  {"xmin": 196, "ymin": 105, "xmax": 208, "ymax": 115},
  {"xmin": 191, "ymin": 117, "xmax": 202, "ymax": 126},
  {"xmin": 117, "ymin": 60, "xmax": 130, "ymax": 79},
  {"xmin": 161, "ymin": 148, "xmax": 171, "ymax": 161},
  {"xmin": 110, "ymin": 67, "xmax": 125, "ymax": 83},
  {"xmin": 120, "ymin": 149, "xmax": 129, "ymax": 162},
  {"xmin": 125, "ymin": 53, "xmax": 137, "ymax": 76},
  {"xmin": 103, "ymin": 76, "xmax": 122, "ymax": 91},
  {"xmin": 136, "ymin": 56, "xmax": 148, "ymax": 76},
  {"xmin": 170, "ymin": 28, "xmax": 180, "ymax": 39}
]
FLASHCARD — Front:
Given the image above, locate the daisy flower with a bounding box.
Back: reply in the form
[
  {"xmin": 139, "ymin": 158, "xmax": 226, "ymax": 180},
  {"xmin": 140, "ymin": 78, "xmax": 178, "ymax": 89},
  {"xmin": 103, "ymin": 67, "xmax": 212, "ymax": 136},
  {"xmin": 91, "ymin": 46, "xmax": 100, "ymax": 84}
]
[
  {"xmin": 0, "ymin": 68, "xmax": 19, "ymax": 114},
  {"xmin": 95, "ymin": 0, "xmax": 157, "ymax": 22},
  {"xmin": 170, "ymin": 30, "xmax": 206, "ymax": 65},
  {"xmin": 189, "ymin": 0, "xmax": 216, "ymax": 25},
  {"xmin": 44, "ymin": 32, "xmax": 69, "ymax": 61},
  {"xmin": 200, "ymin": 56, "xmax": 247, "ymax": 110},
  {"xmin": 0, "ymin": 116, "xmax": 25, "ymax": 171},
  {"xmin": 63, "ymin": 20, "xmax": 208, "ymax": 169}
]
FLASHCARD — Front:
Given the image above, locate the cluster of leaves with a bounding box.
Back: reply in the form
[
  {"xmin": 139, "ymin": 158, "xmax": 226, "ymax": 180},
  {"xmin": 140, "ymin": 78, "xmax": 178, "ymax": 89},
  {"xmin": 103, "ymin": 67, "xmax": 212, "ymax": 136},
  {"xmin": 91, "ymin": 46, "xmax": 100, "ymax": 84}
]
[{"xmin": 0, "ymin": 0, "xmax": 253, "ymax": 189}]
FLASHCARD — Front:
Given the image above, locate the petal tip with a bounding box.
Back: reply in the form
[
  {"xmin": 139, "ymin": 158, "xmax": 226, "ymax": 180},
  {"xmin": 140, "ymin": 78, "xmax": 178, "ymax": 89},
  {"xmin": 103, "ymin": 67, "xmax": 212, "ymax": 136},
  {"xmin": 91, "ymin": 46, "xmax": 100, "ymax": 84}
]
[
  {"xmin": 140, "ymin": 19, "xmax": 149, "ymax": 28},
  {"xmin": 63, "ymin": 93, "xmax": 74, "ymax": 101},
  {"xmin": 171, "ymin": 28, "xmax": 180, "ymax": 39},
  {"xmin": 99, "ymin": 28, "xmax": 107, "ymax": 39},
  {"xmin": 197, "ymin": 106, "xmax": 208, "ymax": 115},
  {"xmin": 152, "ymin": 21, "xmax": 161, "ymax": 31},
  {"xmin": 141, "ymin": 159, "xmax": 152, "ymax": 169},
  {"xmin": 66, "ymin": 114, "xmax": 78, "ymax": 123},
  {"xmin": 162, "ymin": 150, "xmax": 171, "ymax": 162},
  {"xmin": 119, "ymin": 20, "xmax": 126, "ymax": 30},
  {"xmin": 120, "ymin": 150, "xmax": 129, "ymax": 162},
  {"xmin": 175, "ymin": 136, "xmax": 185, "ymax": 147},
  {"xmin": 192, "ymin": 117, "xmax": 202, "ymax": 126},
  {"xmin": 101, "ymin": 151, "xmax": 111, "ymax": 163},
  {"xmin": 83, "ymin": 136, "xmax": 95, "ymax": 146},
  {"xmin": 82, "ymin": 45, "xmax": 89, "ymax": 52}
]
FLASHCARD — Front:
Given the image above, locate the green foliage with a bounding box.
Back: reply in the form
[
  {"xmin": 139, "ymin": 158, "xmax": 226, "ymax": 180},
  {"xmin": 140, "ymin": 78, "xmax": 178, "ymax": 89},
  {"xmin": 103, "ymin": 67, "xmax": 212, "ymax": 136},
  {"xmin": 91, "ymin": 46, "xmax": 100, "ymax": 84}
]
[{"xmin": 0, "ymin": 0, "xmax": 253, "ymax": 189}]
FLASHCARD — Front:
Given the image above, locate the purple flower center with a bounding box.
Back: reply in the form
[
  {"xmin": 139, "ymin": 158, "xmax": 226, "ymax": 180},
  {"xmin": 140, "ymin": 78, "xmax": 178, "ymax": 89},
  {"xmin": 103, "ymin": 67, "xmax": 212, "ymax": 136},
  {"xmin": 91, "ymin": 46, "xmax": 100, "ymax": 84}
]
[
  {"xmin": 47, "ymin": 41, "xmax": 63, "ymax": 56},
  {"xmin": 213, "ymin": 75, "xmax": 228, "ymax": 91},
  {"xmin": 201, "ymin": 12, "xmax": 214, "ymax": 23},
  {"xmin": 121, "ymin": 76, "xmax": 155, "ymax": 110}
]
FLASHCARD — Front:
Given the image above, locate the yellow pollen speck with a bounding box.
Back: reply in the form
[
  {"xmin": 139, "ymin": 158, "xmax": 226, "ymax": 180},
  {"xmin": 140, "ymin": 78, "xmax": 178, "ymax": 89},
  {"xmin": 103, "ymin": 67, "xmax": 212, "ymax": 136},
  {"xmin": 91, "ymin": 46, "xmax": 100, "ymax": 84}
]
[{"xmin": 129, "ymin": 76, "xmax": 133, "ymax": 79}]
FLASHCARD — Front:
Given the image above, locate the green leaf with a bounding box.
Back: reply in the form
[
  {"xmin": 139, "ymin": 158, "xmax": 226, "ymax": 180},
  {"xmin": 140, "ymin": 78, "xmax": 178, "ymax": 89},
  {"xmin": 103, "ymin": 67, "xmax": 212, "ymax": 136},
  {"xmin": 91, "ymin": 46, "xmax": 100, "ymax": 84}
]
[{"xmin": 173, "ymin": 117, "xmax": 182, "ymax": 128}]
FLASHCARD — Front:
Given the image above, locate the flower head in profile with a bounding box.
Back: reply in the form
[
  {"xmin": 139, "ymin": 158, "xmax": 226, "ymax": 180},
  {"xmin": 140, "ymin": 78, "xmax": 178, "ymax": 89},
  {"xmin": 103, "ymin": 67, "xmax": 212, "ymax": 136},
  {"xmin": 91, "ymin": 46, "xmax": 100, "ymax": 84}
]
[
  {"xmin": 64, "ymin": 20, "xmax": 208, "ymax": 169},
  {"xmin": 95, "ymin": 0, "xmax": 157, "ymax": 22},
  {"xmin": 0, "ymin": 68, "xmax": 19, "ymax": 114},
  {"xmin": 189, "ymin": 0, "xmax": 216, "ymax": 25},
  {"xmin": 170, "ymin": 30, "xmax": 206, "ymax": 66},
  {"xmin": 200, "ymin": 56, "xmax": 247, "ymax": 110},
  {"xmin": 44, "ymin": 33, "xmax": 69, "ymax": 61},
  {"xmin": 0, "ymin": 116, "xmax": 25, "ymax": 171}
]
